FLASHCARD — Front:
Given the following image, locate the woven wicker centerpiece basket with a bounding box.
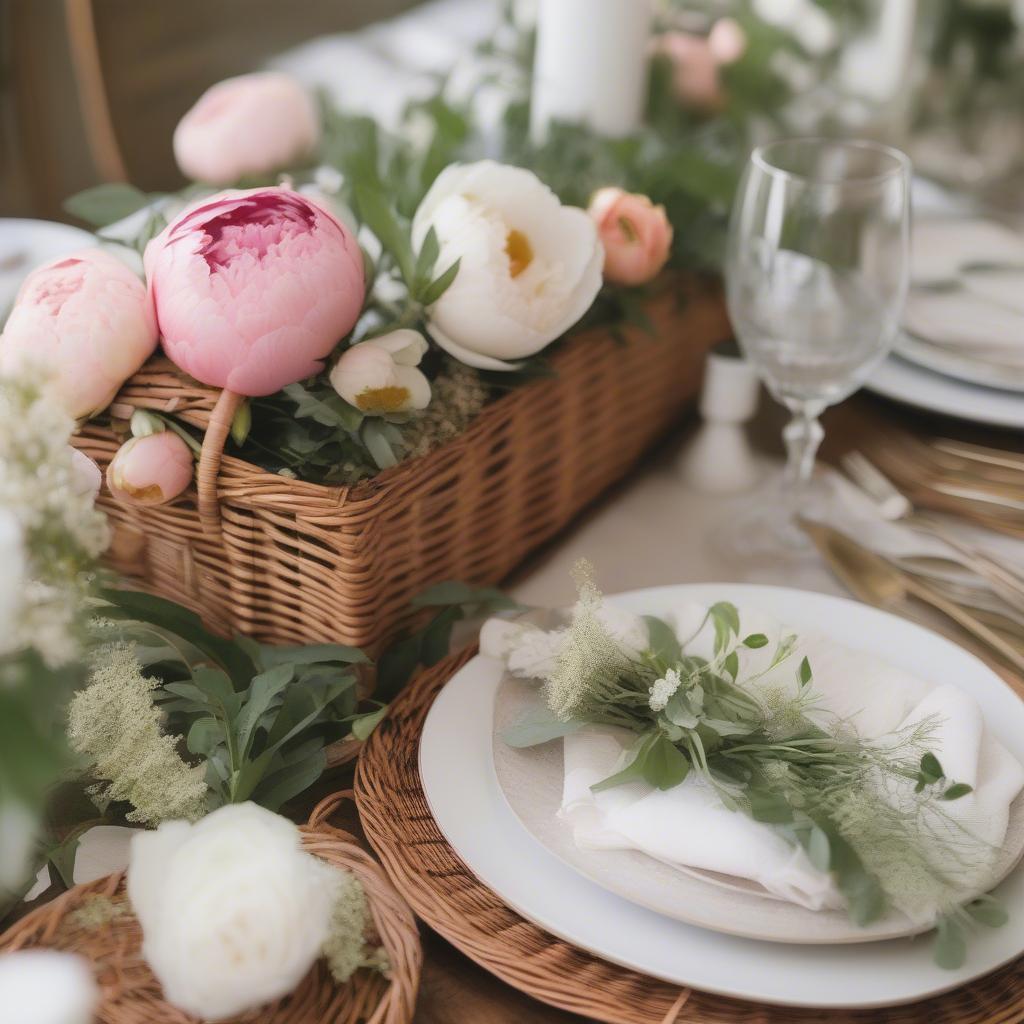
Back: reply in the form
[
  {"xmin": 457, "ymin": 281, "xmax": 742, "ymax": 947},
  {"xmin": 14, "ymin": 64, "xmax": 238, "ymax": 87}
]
[{"xmin": 75, "ymin": 280, "xmax": 727, "ymax": 650}]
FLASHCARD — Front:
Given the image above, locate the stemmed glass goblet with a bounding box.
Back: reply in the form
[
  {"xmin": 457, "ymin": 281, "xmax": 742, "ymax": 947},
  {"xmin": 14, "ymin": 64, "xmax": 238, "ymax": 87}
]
[{"xmin": 724, "ymin": 136, "xmax": 911, "ymax": 558}]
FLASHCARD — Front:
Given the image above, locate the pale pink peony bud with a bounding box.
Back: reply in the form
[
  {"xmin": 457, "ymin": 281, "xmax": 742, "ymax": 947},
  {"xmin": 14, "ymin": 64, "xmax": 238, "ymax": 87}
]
[
  {"xmin": 106, "ymin": 432, "xmax": 194, "ymax": 506},
  {"xmin": 173, "ymin": 72, "xmax": 319, "ymax": 185},
  {"xmin": 143, "ymin": 187, "xmax": 365, "ymax": 397},
  {"xmin": 0, "ymin": 249, "xmax": 157, "ymax": 418},
  {"xmin": 588, "ymin": 188, "xmax": 674, "ymax": 287}
]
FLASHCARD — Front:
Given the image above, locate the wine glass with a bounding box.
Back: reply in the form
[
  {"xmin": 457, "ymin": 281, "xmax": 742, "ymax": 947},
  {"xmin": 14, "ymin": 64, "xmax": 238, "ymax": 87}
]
[{"xmin": 724, "ymin": 136, "xmax": 911, "ymax": 557}]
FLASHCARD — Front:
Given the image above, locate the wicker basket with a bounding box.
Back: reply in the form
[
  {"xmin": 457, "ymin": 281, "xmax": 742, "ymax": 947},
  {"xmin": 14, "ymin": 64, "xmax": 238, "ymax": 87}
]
[
  {"xmin": 0, "ymin": 794, "xmax": 421, "ymax": 1024},
  {"xmin": 74, "ymin": 279, "xmax": 727, "ymax": 650}
]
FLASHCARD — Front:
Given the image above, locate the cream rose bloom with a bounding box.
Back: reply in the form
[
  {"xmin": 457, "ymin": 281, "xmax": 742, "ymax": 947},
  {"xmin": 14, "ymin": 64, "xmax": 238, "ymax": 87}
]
[
  {"xmin": 0, "ymin": 950, "xmax": 98, "ymax": 1024},
  {"xmin": 411, "ymin": 161, "xmax": 603, "ymax": 370},
  {"xmin": 127, "ymin": 803, "xmax": 336, "ymax": 1021}
]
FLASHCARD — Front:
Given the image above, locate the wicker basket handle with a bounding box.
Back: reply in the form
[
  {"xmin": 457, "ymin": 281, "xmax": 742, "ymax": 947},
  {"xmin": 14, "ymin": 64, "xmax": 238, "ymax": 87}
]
[{"xmin": 197, "ymin": 388, "xmax": 243, "ymax": 535}]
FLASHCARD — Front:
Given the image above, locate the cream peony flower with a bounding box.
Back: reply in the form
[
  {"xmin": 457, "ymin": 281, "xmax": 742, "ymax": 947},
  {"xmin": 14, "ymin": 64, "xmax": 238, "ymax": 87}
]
[
  {"xmin": 0, "ymin": 950, "xmax": 98, "ymax": 1024},
  {"xmin": 411, "ymin": 161, "xmax": 603, "ymax": 370},
  {"xmin": 329, "ymin": 329, "xmax": 431, "ymax": 414},
  {"xmin": 127, "ymin": 803, "xmax": 337, "ymax": 1021}
]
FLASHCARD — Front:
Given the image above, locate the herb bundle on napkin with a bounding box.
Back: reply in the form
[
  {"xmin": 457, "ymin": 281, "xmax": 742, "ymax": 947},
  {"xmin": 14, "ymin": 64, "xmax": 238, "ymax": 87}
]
[{"xmin": 484, "ymin": 565, "xmax": 1024, "ymax": 966}]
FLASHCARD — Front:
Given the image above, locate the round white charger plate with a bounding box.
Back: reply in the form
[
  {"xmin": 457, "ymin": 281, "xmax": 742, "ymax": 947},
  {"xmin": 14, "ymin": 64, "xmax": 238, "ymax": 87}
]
[
  {"xmin": 895, "ymin": 332, "xmax": 1024, "ymax": 394},
  {"xmin": 866, "ymin": 353, "xmax": 1024, "ymax": 429},
  {"xmin": 419, "ymin": 583, "xmax": 1024, "ymax": 1009}
]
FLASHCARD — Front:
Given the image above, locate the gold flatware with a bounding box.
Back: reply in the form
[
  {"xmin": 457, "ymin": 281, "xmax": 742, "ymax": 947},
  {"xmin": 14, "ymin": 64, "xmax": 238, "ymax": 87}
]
[
  {"xmin": 799, "ymin": 519, "xmax": 1024, "ymax": 674},
  {"xmin": 932, "ymin": 438, "xmax": 1024, "ymax": 474},
  {"xmin": 840, "ymin": 451, "xmax": 1024, "ymax": 609}
]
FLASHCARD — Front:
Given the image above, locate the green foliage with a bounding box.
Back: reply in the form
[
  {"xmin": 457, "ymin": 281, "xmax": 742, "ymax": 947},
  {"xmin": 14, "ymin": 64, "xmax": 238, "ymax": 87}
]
[{"xmin": 377, "ymin": 582, "xmax": 522, "ymax": 699}]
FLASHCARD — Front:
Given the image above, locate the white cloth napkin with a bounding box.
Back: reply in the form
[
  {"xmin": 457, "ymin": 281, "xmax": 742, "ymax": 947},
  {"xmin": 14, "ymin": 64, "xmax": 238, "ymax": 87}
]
[
  {"xmin": 556, "ymin": 603, "xmax": 1024, "ymax": 922},
  {"xmin": 911, "ymin": 218, "xmax": 1024, "ymax": 287},
  {"xmin": 904, "ymin": 290, "xmax": 1024, "ymax": 363}
]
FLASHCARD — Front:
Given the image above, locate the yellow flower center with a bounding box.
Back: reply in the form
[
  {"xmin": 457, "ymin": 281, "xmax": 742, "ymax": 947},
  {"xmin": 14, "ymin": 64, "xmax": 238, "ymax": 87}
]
[
  {"xmin": 505, "ymin": 229, "xmax": 534, "ymax": 279},
  {"xmin": 355, "ymin": 385, "xmax": 411, "ymax": 413}
]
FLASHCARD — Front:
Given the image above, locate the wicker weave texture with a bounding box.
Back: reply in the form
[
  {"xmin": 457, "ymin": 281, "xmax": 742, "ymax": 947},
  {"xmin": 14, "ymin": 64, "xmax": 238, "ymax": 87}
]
[
  {"xmin": 0, "ymin": 794, "xmax": 421, "ymax": 1024},
  {"xmin": 355, "ymin": 648, "xmax": 1024, "ymax": 1024},
  {"xmin": 73, "ymin": 284, "xmax": 727, "ymax": 651}
]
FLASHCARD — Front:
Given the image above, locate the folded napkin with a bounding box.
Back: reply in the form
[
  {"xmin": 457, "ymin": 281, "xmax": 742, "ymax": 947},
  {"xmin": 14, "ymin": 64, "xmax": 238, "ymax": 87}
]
[
  {"xmin": 515, "ymin": 602, "xmax": 1024, "ymax": 922},
  {"xmin": 912, "ymin": 218, "xmax": 1024, "ymax": 287},
  {"xmin": 904, "ymin": 290, "xmax": 1024, "ymax": 363}
]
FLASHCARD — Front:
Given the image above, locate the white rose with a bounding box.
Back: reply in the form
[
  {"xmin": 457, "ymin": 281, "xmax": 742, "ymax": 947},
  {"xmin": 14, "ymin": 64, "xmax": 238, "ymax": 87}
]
[
  {"xmin": 127, "ymin": 802, "xmax": 336, "ymax": 1021},
  {"xmin": 330, "ymin": 329, "xmax": 432, "ymax": 414},
  {"xmin": 411, "ymin": 160, "xmax": 603, "ymax": 370},
  {"xmin": 0, "ymin": 950, "xmax": 98, "ymax": 1024}
]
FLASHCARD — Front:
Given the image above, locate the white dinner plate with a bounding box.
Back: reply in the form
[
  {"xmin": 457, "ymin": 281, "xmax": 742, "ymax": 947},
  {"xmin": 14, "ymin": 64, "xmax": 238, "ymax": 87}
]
[
  {"xmin": 420, "ymin": 584, "xmax": 1024, "ymax": 1009},
  {"xmin": 0, "ymin": 218, "xmax": 95, "ymax": 318},
  {"xmin": 866, "ymin": 353, "xmax": 1024, "ymax": 429},
  {"xmin": 896, "ymin": 332, "xmax": 1024, "ymax": 394}
]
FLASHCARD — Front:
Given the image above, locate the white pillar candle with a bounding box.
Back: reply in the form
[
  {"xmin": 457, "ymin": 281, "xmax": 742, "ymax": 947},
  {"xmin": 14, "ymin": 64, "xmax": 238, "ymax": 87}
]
[{"xmin": 530, "ymin": 0, "xmax": 653, "ymax": 143}]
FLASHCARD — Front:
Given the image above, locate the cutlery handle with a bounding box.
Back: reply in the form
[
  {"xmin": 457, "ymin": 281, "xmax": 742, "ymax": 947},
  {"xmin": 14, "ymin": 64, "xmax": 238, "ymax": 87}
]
[{"xmin": 905, "ymin": 577, "xmax": 1024, "ymax": 674}]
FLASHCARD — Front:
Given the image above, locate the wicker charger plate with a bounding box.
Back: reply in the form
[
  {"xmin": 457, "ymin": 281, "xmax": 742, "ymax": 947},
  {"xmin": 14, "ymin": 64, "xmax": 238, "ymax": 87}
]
[
  {"xmin": 355, "ymin": 647, "xmax": 1024, "ymax": 1024},
  {"xmin": 0, "ymin": 794, "xmax": 421, "ymax": 1024}
]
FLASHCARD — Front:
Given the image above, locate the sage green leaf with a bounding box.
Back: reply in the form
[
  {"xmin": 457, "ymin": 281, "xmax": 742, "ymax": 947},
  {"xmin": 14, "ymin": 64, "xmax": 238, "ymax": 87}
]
[
  {"xmin": 799, "ymin": 656, "xmax": 812, "ymax": 687},
  {"xmin": 187, "ymin": 717, "xmax": 223, "ymax": 757},
  {"xmin": 413, "ymin": 225, "xmax": 440, "ymax": 292},
  {"xmin": 941, "ymin": 783, "xmax": 973, "ymax": 801},
  {"xmin": 643, "ymin": 615, "xmax": 683, "ymax": 665},
  {"xmin": 353, "ymin": 182, "xmax": 416, "ymax": 288},
  {"xmin": 591, "ymin": 734, "xmax": 657, "ymax": 792},
  {"xmin": 282, "ymin": 383, "xmax": 364, "ymax": 431},
  {"xmin": 742, "ymin": 633, "xmax": 768, "ymax": 649},
  {"xmin": 723, "ymin": 650, "xmax": 739, "ymax": 680},
  {"xmin": 362, "ymin": 419, "xmax": 399, "ymax": 469},
  {"xmin": 419, "ymin": 258, "xmax": 460, "ymax": 306},
  {"xmin": 254, "ymin": 747, "xmax": 327, "ymax": 812},
  {"xmin": 805, "ymin": 825, "xmax": 831, "ymax": 872},
  {"xmin": 421, "ymin": 606, "xmax": 464, "ymax": 666},
  {"xmin": 747, "ymin": 788, "xmax": 793, "ymax": 824},
  {"xmin": 504, "ymin": 708, "xmax": 582, "ymax": 748},
  {"xmin": 642, "ymin": 734, "xmax": 691, "ymax": 790},
  {"xmin": 965, "ymin": 897, "xmax": 1008, "ymax": 928},
  {"xmin": 920, "ymin": 752, "xmax": 944, "ymax": 783},
  {"xmin": 235, "ymin": 664, "xmax": 295, "ymax": 758},
  {"xmin": 350, "ymin": 705, "xmax": 388, "ymax": 741},
  {"xmin": 64, "ymin": 183, "xmax": 155, "ymax": 226},
  {"xmin": 933, "ymin": 916, "xmax": 967, "ymax": 969},
  {"xmin": 98, "ymin": 587, "xmax": 256, "ymax": 690}
]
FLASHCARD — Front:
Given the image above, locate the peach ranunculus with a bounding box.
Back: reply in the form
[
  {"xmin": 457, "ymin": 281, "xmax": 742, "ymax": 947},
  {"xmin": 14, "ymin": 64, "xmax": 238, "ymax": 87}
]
[
  {"xmin": 0, "ymin": 249, "xmax": 157, "ymax": 419},
  {"xmin": 173, "ymin": 72, "xmax": 319, "ymax": 186},
  {"xmin": 143, "ymin": 187, "xmax": 365, "ymax": 397},
  {"xmin": 106, "ymin": 432, "xmax": 194, "ymax": 506},
  {"xmin": 587, "ymin": 188, "xmax": 674, "ymax": 287},
  {"xmin": 655, "ymin": 18, "xmax": 747, "ymax": 112}
]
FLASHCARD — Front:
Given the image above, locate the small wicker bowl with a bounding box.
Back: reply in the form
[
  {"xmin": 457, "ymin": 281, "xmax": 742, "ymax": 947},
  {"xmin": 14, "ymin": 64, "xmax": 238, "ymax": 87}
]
[{"xmin": 0, "ymin": 793, "xmax": 421, "ymax": 1024}]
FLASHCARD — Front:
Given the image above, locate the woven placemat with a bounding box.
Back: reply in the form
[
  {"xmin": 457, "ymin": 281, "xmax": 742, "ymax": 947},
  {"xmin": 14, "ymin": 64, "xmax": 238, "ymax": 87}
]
[{"xmin": 355, "ymin": 646, "xmax": 1024, "ymax": 1024}]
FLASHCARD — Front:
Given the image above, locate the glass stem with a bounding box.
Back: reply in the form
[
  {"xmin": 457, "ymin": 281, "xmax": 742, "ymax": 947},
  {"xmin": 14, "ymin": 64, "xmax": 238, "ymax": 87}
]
[{"xmin": 782, "ymin": 402, "xmax": 825, "ymax": 490}]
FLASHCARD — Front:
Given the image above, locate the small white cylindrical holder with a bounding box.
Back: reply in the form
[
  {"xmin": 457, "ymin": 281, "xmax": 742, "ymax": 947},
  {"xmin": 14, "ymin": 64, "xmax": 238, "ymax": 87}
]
[
  {"xmin": 682, "ymin": 346, "xmax": 762, "ymax": 495},
  {"xmin": 699, "ymin": 349, "xmax": 761, "ymax": 424},
  {"xmin": 530, "ymin": 0, "xmax": 653, "ymax": 143}
]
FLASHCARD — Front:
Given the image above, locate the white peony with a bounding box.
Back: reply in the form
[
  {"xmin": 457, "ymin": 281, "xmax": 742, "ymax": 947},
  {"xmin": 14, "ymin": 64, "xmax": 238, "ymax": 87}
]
[
  {"xmin": 411, "ymin": 161, "xmax": 603, "ymax": 370},
  {"xmin": 0, "ymin": 950, "xmax": 98, "ymax": 1024},
  {"xmin": 127, "ymin": 802, "xmax": 337, "ymax": 1021},
  {"xmin": 330, "ymin": 329, "xmax": 432, "ymax": 414}
]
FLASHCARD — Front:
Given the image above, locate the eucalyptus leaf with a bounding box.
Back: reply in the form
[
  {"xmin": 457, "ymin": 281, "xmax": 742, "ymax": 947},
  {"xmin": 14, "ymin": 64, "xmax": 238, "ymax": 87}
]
[
  {"xmin": 933, "ymin": 916, "xmax": 967, "ymax": 969},
  {"xmin": 64, "ymin": 183, "xmax": 156, "ymax": 226},
  {"xmin": 419, "ymin": 258, "xmax": 460, "ymax": 306},
  {"xmin": 642, "ymin": 734, "xmax": 691, "ymax": 790},
  {"xmin": 964, "ymin": 897, "xmax": 1008, "ymax": 928},
  {"xmin": 350, "ymin": 705, "xmax": 388, "ymax": 741},
  {"xmin": 643, "ymin": 615, "xmax": 683, "ymax": 665},
  {"xmin": 254, "ymin": 747, "xmax": 327, "ymax": 812},
  {"xmin": 504, "ymin": 708, "xmax": 582, "ymax": 748}
]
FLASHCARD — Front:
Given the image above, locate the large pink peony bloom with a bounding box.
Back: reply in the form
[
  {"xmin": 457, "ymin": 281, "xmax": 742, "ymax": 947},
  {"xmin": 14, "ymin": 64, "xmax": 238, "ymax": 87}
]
[
  {"xmin": 144, "ymin": 188, "xmax": 365, "ymax": 396},
  {"xmin": 0, "ymin": 249, "xmax": 157, "ymax": 418},
  {"xmin": 173, "ymin": 72, "xmax": 319, "ymax": 185}
]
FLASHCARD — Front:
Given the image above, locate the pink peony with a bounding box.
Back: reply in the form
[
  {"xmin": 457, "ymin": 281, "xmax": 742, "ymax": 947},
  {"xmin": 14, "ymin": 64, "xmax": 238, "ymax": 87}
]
[
  {"xmin": 0, "ymin": 249, "xmax": 157, "ymax": 418},
  {"xmin": 173, "ymin": 72, "xmax": 319, "ymax": 185},
  {"xmin": 106, "ymin": 431, "xmax": 194, "ymax": 506},
  {"xmin": 588, "ymin": 188, "xmax": 674, "ymax": 287},
  {"xmin": 143, "ymin": 188, "xmax": 365, "ymax": 396}
]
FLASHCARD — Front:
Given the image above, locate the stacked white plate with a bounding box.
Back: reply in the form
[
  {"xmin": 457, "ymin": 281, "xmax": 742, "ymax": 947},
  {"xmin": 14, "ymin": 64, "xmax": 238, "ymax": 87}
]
[
  {"xmin": 868, "ymin": 217, "xmax": 1024, "ymax": 428},
  {"xmin": 419, "ymin": 584, "xmax": 1024, "ymax": 1009}
]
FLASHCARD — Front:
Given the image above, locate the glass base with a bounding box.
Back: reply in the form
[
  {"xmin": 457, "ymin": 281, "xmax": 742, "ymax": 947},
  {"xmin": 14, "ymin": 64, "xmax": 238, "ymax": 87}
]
[{"xmin": 712, "ymin": 470, "xmax": 836, "ymax": 569}]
